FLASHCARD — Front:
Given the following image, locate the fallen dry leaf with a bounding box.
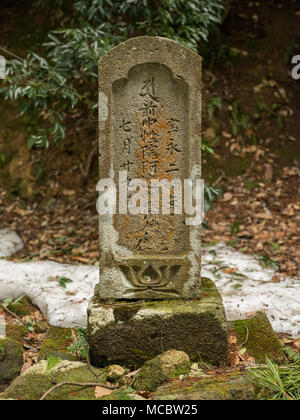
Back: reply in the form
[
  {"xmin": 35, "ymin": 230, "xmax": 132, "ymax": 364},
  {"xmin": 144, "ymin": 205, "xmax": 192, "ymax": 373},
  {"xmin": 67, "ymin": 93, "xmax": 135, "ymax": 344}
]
[
  {"xmin": 222, "ymin": 267, "xmax": 238, "ymax": 274},
  {"xmin": 20, "ymin": 362, "xmax": 32, "ymax": 375},
  {"xmin": 95, "ymin": 386, "xmax": 113, "ymax": 399},
  {"xmin": 223, "ymin": 192, "xmax": 233, "ymax": 202},
  {"xmin": 246, "ymin": 311, "xmax": 257, "ymax": 318}
]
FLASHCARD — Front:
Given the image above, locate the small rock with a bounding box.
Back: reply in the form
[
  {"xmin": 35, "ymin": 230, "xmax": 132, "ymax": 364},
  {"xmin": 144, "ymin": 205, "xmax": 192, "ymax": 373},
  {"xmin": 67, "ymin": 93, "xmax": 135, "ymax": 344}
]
[
  {"xmin": 0, "ymin": 360, "xmax": 107, "ymax": 400},
  {"xmin": 188, "ymin": 367, "xmax": 207, "ymax": 379},
  {"xmin": 38, "ymin": 327, "xmax": 77, "ymax": 362},
  {"xmin": 0, "ymin": 229, "xmax": 23, "ymax": 258},
  {"xmin": 134, "ymin": 350, "xmax": 190, "ymax": 392},
  {"xmin": 0, "ymin": 338, "xmax": 23, "ymax": 391},
  {"xmin": 229, "ymin": 312, "xmax": 287, "ymax": 364},
  {"xmin": 106, "ymin": 365, "xmax": 126, "ymax": 383}
]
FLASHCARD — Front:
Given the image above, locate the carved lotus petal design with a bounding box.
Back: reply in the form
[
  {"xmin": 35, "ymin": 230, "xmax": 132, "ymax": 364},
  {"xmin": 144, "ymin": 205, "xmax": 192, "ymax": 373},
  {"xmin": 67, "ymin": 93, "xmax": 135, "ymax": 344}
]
[{"xmin": 119, "ymin": 262, "xmax": 181, "ymax": 290}]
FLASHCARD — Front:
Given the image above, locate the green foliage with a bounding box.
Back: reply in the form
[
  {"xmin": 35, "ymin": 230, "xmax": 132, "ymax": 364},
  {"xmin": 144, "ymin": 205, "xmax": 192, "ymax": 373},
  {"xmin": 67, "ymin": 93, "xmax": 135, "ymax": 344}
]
[
  {"xmin": 230, "ymin": 100, "xmax": 250, "ymax": 136},
  {"xmin": 207, "ymin": 96, "xmax": 222, "ymax": 120},
  {"xmin": 1, "ymin": 295, "xmax": 26, "ymax": 308},
  {"xmin": 56, "ymin": 276, "xmax": 73, "ymax": 288},
  {"xmin": 47, "ymin": 355, "xmax": 61, "ymax": 371},
  {"xmin": 231, "ymin": 222, "xmax": 240, "ymax": 234},
  {"xmin": 204, "ymin": 185, "xmax": 222, "ymax": 214},
  {"xmin": 256, "ymin": 254, "xmax": 279, "ymax": 271},
  {"xmin": 202, "ymin": 184, "xmax": 222, "ymax": 229},
  {"xmin": 1, "ymin": 0, "xmax": 224, "ymax": 148},
  {"xmin": 248, "ymin": 357, "xmax": 300, "ymax": 400},
  {"xmin": 67, "ymin": 327, "xmax": 87, "ymax": 360},
  {"xmin": 284, "ymin": 347, "xmax": 300, "ymax": 363},
  {"xmin": 201, "ymin": 136, "xmax": 214, "ymax": 154}
]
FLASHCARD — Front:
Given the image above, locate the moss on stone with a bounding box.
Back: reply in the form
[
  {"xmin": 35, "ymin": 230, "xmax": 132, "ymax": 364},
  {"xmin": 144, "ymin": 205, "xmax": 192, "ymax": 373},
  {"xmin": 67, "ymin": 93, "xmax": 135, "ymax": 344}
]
[
  {"xmin": 134, "ymin": 350, "xmax": 190, "ymax": 392},
  {"xmin": 105, "ymin": 365, "xmax": 127, "ymax": 382},
  {"xmin": 88, "ymin": 277, "xmax": 228, "ymax": 368},
  {"xmin": 201, "ymin": 277, "xmax": 223, "ymax": 301},
  {"xmin": 6, "ymin": 324, "xmax": 27, "ymax": 345},
  {"xmin": 7, "ymin": 296, "xmax": 37, "ymax": 317},
  {"xmin": 229, "ymin": 312, "xmax": 287, "ymax": 364},
  {"xmin": 153, "ymin": 372, "xmax": 259, "ymax": 400},
  {"xmin": 0, "ymin": 338, "xmax": 23, "ymax": 391},
  {"xmin": 38, "ymin": 327, "xmax": 77, "ymax": 362},
  {"xmin": 0, "ymin": 360, "xmax": 107, "ymax": 400}
]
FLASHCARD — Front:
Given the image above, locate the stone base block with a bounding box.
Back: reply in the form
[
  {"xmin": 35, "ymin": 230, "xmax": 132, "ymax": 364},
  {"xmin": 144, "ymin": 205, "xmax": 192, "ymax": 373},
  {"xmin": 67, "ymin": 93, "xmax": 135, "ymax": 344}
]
[{"xmin": 87, "ymin": 278, "xmax": 228, "ymax": 368}]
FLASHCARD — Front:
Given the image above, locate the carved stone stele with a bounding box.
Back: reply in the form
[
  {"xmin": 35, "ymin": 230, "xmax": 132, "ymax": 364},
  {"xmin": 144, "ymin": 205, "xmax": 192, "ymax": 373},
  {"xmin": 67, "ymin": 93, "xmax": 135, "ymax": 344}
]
[{"xmin": 96, "ymin": 36, "xmax": 202, "ymax": 300}]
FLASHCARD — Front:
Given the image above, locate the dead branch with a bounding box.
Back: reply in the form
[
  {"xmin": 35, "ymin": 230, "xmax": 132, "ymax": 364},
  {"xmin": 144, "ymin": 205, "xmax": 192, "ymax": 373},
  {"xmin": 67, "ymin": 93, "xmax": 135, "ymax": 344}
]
[
  {"xmin": 80, "ymin": 139, "xmax": 98, "ymax": 181},
  {"xmin": 40, "ymin": 381, "xmax": 118, "ymax": 401},
  {"xmin": 0, "ymin": 301, "xmax": 27, "ymax": 326},
  {"xmin": 0, "ymin": 46, "xmax": 23, "ymax": 61},
  {"xmin": 239, "ymin": 326, "xmax": 249, "ymax": 348}
]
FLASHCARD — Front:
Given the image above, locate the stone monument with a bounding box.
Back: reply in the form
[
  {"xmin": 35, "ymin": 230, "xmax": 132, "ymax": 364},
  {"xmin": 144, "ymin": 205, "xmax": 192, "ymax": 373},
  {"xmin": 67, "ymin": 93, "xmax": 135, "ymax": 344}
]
[{"xmin": 88, "ymin": 37, "xmax": 228, "ymax": 367}]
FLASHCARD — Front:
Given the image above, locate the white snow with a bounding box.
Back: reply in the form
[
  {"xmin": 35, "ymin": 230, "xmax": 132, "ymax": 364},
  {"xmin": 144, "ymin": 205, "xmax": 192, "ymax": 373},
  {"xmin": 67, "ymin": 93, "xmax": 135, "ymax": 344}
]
[
  {"xmin": 202, "ymin": 244, "xmax": 300, "ymax": 337},
  {"xmin": 0, "ymin": 228, "xmax": 23, "ymax": 257},
  {"xmin": 0, "ymin": 259, "xmax": 97, "ymax": 328},
  {"xmin": 0, "ymin": 232, "xmax": 299, "ymax": 336}
]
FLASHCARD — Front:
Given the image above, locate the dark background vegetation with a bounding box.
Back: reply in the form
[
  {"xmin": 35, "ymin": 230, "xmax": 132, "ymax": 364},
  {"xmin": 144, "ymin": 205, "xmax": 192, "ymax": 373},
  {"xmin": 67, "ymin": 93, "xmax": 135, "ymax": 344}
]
[{"xmin": 0, "ymin": 0, "xmax": 299, "ymax": 278}]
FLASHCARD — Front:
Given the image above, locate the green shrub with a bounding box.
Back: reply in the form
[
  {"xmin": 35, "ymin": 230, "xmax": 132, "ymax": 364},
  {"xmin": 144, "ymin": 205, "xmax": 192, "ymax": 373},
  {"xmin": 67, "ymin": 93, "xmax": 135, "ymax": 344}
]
[{"xmin": 1, "ymin": 0, "xmax": 224, "ymax": 149}]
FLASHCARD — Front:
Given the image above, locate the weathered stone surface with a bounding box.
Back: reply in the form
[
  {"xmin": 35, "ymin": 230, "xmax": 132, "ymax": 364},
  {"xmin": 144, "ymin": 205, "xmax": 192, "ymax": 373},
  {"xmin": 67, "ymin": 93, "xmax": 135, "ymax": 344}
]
[
  {"xmin": 0, "ymin": 360, "xmax": 107, "ymax": 400},
  {"xmin": 134, "ymin": 350, "xmax": 190, "ymax": 392},
  {"xmin": 88, "ymin": 278, "xmax": 228, "ymax": 368},
  {"xmin": 106, "ymin": 365, "xmax": 127, "ymax": 383},
  {"xmin": 97, "ymin": 36, "xmax": 202, "ymax": 300},
  {"xmin": 229, "ymin": 312, "xmax": 286, "ymax": 364},
  {"xmin": 38, "ymin": 326, "xmax": 77, "ymax": 362},
  {"xmin": 153, "ymin": 373, "xmax": 258, "ymax": 400},
  {"xmin": 0, "ymin": 338, "xmax": 23, "ymax": 391}
]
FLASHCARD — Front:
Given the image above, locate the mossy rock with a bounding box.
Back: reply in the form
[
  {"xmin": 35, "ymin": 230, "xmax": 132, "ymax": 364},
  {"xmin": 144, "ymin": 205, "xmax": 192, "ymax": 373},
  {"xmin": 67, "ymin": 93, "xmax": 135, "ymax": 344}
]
[
  {"xmin": 134, "ymin": 350, "xmax": 190, "ymax": 392},
  {"xmin": 105, "ymin": 365, "xmax": 127, "ymax": 383},
  {"xmin": 7, "ymin": 296, "xmax": 37, "ymax": 318},
  {"xmin": 0, "ymin": 338, "xmax": 23, "ymax": 391},
  {"xmin": 153, "ymin": 372, "xmax": 261, "ymax": 400},
  {"xmin": 6, "ymin": 324, "xmax": 27, "ymax": 345},
  {"xmin": 38, "ymin": 327, "xmax": 77, "ymax": 362},
  {"xmin": 229, "ymin": 312, "xmax": 287, "ymax": 364},
  {"xmin": 0, "ymin": 360, "xmax": 108, "ymax": 400}
]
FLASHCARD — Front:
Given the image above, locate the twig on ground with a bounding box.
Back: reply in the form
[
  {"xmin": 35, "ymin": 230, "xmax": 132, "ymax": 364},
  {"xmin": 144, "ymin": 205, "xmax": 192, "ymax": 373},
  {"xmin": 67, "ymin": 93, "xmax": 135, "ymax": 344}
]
[
  {"xmin": 86, "ymin": 343, "xmax": 103, "ymax": 380},
  {"xmin": 239, "ymin": 326, "xmax": 249, "ymax": 348},
  {"xmin": 206, "ymin": 70, "xmax": 217, "ymax": 87},
  {"xmin": 0, "ymin": 46, "xmax": 23, "ymax": 60},
  {"xmin": 80, "ymin": 139, "xmax": 98, "ymax": 180},
  {"xmin": 215, "ymin": 169, "xmax": 226, "ymax": 186},
  {"xmin": 0, "ymin": 301, "xmax": 27, "ymax": 326},
  {"xmin": 40, "ymin": 381, "xmax": 118, "ymax": 400}
]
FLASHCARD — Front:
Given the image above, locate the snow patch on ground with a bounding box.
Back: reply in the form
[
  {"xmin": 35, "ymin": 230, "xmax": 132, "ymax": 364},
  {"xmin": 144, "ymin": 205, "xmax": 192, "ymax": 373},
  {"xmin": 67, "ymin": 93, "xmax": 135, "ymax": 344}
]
[
  {"xmin": 202, "ymin": 244, "xmax": 300, "ymax": 337},
  {"xmin": 0, "ymin": 235, "xmax": 299, "ymax": 336},
  {"xmin": 0, "ymin": 229, "xmax": 23, "ymax": 257},
  {"xmin": 0, "ymin": 260, "xmax": 96, "ymax": 328}
]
